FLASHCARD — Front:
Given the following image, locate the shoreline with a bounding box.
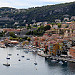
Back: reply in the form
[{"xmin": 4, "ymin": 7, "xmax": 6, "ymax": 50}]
[{"xmin": 37, "ymin": 51, "xmax": 75, "ymax": 63}]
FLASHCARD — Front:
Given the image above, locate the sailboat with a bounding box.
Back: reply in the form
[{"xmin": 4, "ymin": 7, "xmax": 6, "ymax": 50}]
[
  {"xmin": 3, "ymin": 63, "xmax": 10, "ymax": 66},
  {"xmin": 34, "ymin": 54, "xmax": 37, "ymax": 65},
  {"xmin": 3, "ymin": 50, "xmax": 10, "ymax": 66},
  {"xmin": 3, "ymin": 58, "xmax": 10, "ymax": 66}
]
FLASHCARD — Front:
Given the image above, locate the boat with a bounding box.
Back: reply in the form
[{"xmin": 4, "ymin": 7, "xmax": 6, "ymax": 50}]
[
  {"xmin": 27, "ymin": 58, "xmax": 30, "ymax": 60},
  {"xmin": 34, "ymin": 54, "xmax": 37, "ymax": 65},
  {"xmin": 17, "ymin": 54, "xmax": 19, "ymax": 55},
  {"xmin": 1, "ymin": 45, "xmax": 6, "ymax": 48},
  {"xmin": 8, "ymin": 54, "xmax": 12, "ymax": 56},
  {"xmin": 6, "ymin": 57, "xmax": 10, "ymax": 60},
  {"xmin": 21, "ymin": 56, "xmax": 24, "ymax": 57},
  {"xmin": 16, "ymin": 44, "xmax": 23, "ymax": 50},
  {"xmin": 59, "ymin": 61, "xmax": 63, "ymax": 64},
  {"xmin": 51, "ymin": 59, "xmax": 58, "ymax": 63},
  {"xmin": 3, "ymin": 63, "xmax": 10, "ymax": 66},
  {"xmin": 3, "ymin": 57, "xmax": 10, "ymax": 66},
  {"xmin": 37, "ymin": 49, "xmax": 41, "ymax": 52},
  {"xmin": 34, "ymin": 62, "xmax": 37, "ymax": 65},
  {"xmin": 3, "ymin": 49, "xmax": 10, "ymax": 66},
  {"xmin": 24, "ymin": 51, "xmax": 29, "ymax": 53}
]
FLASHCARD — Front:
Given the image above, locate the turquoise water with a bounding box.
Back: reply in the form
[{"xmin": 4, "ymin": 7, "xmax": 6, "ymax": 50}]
[{"xmin": 0, "ymin": 47, "xmax": 75, "ymax": 75}]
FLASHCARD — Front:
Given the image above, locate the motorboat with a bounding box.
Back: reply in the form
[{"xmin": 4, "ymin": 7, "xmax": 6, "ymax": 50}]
[
  {"xmin": 34, "ymin": 62, "xmax": 37, "ymax": 65},
  {"xmin": 51, "ymin": 59, "xmax": 58, "ymax": 63},
  {"xmin": 8, "ymin": 54, "xmax": 12, "ymax": 56},
  {"xmin": 21, "ymin": 56, "xmax": 24, "ymax": 57},
  {"xmin": 6, "ymin": 57, "xmax": 10, "ymax": 60},
  {"xmin": 27, "ymin": 58, "xmax": 30, "ymax": 60},
  {"xmin": 24, "ymin": 51, "xmax": 29, "ymax": 53}
]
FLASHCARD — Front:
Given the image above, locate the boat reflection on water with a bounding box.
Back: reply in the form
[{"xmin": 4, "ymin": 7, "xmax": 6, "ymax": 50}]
[
  {"xmin": 68, "ymin": 62, "xmax": 75, "ymax": 72},
  {"xmin": 45, "ymin": 57, "xmax": 75, "ymax": 74},
  {"xmin": 45, "ymin": 57, "xmax": 68, "ymax": 67}
]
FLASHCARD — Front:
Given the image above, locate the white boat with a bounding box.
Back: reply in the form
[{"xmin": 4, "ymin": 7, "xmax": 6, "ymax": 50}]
[
  {"xmin": 1, "ymin": 45, "xmax": 6, "ymax": 48},
  {"xmin": 59, "ymin": 61, "xmax": 63, "ymax": 64},
  {"xmin": 3, "ymin": 50, "xmax": 10, "ymax": 66},
  {"xmin": 51, "ymin": 60, "xmax": 57, "ymax": 63}
]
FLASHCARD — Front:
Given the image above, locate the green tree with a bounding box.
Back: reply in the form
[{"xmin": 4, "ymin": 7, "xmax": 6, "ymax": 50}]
[
  {"xmin": 33, "ymin": 30, "xmax": 38, "ymax": 35},
  {"xmin": 27, "ymin": 37, "xmax": 31, "ymax": 41},
  {"xmin": 9, "ymin": 32, "xmax": 17, "ymax": 38},
  {"xmin": 57, "ymin": 23, "xmax": 61, "ymax": 28},
  {"xmin": 44, "ymin": 25, "xmax": 51, "ymax": 31}
]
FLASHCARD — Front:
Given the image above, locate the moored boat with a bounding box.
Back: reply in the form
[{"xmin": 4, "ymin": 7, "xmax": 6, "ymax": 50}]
[{"xmin": 3, "ymin": 63, "xmax": 10, "ymax": 66}]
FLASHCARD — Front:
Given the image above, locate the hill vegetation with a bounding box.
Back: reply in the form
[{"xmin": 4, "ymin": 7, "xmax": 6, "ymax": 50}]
[{"xmin": 0, "ymin": 2, "xmax": 75, "ymax": 28}]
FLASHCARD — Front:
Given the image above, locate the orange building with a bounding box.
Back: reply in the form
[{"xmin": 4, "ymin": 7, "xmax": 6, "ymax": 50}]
[
  {"xmin": 49, "ymin": 43, "xmax": 59, "ymax": 56},
  {"xmin": 69, "ymin": 46, "xmax": 75, "ymax": 59},
  {"xmin": 53, "ymin": 43, "xmax": 59, "ymax": 55}
]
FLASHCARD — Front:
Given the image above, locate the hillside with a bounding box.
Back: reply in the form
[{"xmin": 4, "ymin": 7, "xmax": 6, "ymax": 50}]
[{"xmin": 0, "ymin": 2, "xmax": 75, "ymax": 28}]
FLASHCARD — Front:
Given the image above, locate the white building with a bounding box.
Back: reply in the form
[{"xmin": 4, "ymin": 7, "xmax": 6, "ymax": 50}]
[
  {"xmin": 64, "ymin": 18, "xmax": 69, "ymax": 21},
  {"xmin": 53, "ymin": 25, "xmax": 58, "ymax": 29},
  {"xmin": 55, "ymin": 19, "xmax": 61, "ymax": 23},
  {"xmin": 71, "ymin": 16, "xmax": 75, "ymax": 20}
]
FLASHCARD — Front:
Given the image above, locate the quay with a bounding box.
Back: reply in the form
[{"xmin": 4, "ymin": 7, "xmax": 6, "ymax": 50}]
[
  {"xmin": 38, "ymin": 51, "xmax": 75, "ymax": 63},
  {"xmin": 49, "ymin": 56, "xmax": 75, "ymax": 63}
]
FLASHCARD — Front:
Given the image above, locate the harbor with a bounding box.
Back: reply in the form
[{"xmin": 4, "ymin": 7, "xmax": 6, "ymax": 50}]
[
  {"xmin": 0, "ymin": 47, "xmax": 75, "ymax": 75},
  {"xmin": 38, "ymin": 51, "xmax": 75, "ymax": 63}
]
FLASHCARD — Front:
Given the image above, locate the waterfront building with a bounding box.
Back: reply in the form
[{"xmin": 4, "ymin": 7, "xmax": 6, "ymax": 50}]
[
  {"xmin": 48, "ymin": 40, "xmax": 59, "ymax": 56},
  {"xmin": 69, "ymin": 46, "xmax": 75, "ymax": 59}
]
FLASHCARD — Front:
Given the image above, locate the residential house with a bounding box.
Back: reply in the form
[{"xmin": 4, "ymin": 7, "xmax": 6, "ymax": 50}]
[
  {"xmin": 64, "ymin": 18, "xmax": 69, "ymax": 21},
  {"xmin": 53, "ymin": 25, "xmax": 58, "ymax": 29},
  {"xmin": 55, "ymin": 19, "xmax": 61, "ymax": 23},
  {"xmin": 70, "ymin": 16, "xmax": 75, "ymax": 20}
]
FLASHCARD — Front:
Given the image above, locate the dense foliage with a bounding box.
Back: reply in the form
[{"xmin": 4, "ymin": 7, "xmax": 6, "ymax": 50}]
[
  {"xmin": 0, "ymin": 2, "xmax": 75, "ymax": 27},
  {"xmin": 26, "ymin": 25, "xmax": 51, "ymax": 36}
]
